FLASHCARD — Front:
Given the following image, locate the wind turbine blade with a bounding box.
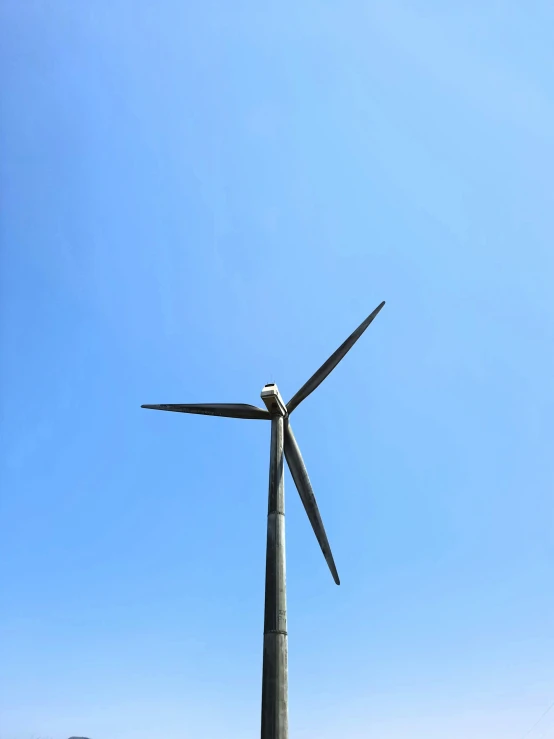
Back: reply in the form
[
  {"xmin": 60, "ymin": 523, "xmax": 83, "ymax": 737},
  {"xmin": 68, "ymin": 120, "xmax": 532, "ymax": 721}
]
[
  {"xmin": 283, "ymin": 419, "xmax": 340, "ymax": 585},
  {"xmin": 286, "ymin": 301, "xmax": 385, "ymax": 414},
  {"xmin": 141, "ymin": 403, "xmax": 271, "ymax": 420}
]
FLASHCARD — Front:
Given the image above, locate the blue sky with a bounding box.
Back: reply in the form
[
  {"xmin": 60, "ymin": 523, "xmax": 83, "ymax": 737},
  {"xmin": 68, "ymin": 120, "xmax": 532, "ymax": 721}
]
[{"xmin": 1, "ymin": 2, "xmax": 553, "ymax": 738}]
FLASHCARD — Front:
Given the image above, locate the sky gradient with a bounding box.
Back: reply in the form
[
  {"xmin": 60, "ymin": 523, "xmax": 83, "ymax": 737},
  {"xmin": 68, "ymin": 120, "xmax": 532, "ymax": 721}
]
[{"xmin": 1, "ymin": 2, "xmax": 553, "ymax": 738}]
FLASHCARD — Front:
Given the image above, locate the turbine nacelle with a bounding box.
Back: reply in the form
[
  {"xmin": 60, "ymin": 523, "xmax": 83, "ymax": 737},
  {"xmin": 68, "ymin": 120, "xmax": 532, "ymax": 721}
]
[{"xmin": 260, "ymin": 384, "xmax": 287, "ymax": 416}]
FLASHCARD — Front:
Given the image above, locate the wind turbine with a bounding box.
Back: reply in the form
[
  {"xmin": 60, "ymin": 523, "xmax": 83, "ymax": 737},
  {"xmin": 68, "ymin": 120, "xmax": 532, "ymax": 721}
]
[{"xmin": 142, "ymin": 300, "xmax": 385, "ymax": 739}]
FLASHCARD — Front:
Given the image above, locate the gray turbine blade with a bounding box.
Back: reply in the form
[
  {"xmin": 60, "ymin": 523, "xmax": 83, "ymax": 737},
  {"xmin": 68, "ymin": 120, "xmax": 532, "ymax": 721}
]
[
  {"xmin": 141, "ymin": 403, "xmax": 271, "ymax": 420},
  {"xmin": 283, "ymin": 419, "xmax": 340, "ymax": 585},
  {"xmin": 287, "ymin": 301, "xmax": 385, "ymax": 414}
]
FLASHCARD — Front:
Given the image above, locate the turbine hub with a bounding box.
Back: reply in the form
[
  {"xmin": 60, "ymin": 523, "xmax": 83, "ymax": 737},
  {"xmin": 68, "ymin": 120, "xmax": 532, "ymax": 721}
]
[{"xmin": 260, "ymin": 383, "xmax": 287, "ymax": 416}]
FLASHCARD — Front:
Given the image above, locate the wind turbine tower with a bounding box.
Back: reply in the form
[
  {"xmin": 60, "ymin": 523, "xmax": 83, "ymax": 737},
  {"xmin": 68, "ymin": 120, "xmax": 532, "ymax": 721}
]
[{"xmin": 142, "ymin": 301, "xmax": 385, "ymax": 739}]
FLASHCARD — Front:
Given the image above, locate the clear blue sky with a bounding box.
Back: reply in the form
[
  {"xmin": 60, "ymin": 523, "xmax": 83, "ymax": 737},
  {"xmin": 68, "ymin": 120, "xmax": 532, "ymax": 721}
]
[{"xmin": 1, "ymin": 2, "xmax": 553, "ymax": 738}]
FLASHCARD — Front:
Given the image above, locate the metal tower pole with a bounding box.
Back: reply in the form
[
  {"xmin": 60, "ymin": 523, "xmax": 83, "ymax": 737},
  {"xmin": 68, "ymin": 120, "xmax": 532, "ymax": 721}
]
[{"xmin": 261, "ymin": 412, "xmax": 288, "ymax": 739}]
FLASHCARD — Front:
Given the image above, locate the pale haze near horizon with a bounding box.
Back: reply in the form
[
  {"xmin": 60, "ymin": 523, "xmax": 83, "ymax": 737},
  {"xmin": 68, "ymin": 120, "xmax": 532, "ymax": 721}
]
[{"xmin": 0, "ymin": 2, "xmax": 553, "ymax": 738}]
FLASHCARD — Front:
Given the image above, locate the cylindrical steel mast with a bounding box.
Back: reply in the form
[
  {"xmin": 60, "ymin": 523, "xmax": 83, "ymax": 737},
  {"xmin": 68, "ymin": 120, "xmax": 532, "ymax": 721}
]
[{"xmin": 260, "ymin": 412, "xmax": 288, "ymax": 739}]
